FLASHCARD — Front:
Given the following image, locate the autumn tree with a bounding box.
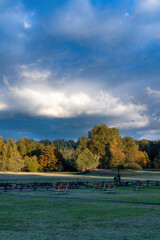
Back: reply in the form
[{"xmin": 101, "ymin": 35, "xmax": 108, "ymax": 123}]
[
  {"xmin": 110, "ymin": 149, "xmax": 126, "ymax": 169},
  {"xmin": 88, "ymin": 124, "xmax": 121, "ymax": 168},
  {"xmin": 11, "ymin": 142, "xmax": 24, "ymax": 171},
  {"xmin": 17, "ymin": 138, "xmax": 27, "ymax": 157},
  {"xmin": 122, "ymin": 137, "xmax": 148, "ymax": 170},
  {"xmin": 107, "ymin": 136, "xmax": 125, "ymax": 174},
  {"xmin": 0, "ymin": 137, "xmax": 4, "ymax": 170},
  {"xmin": 136, "ymin": 151, "xmax": 149, "ymax": 168},
  {"xmin": 39, "ymin": 144, "xmax": 64, "ymax": 172},
  {"xmin": 17, "ymin": 138, "xmax": 44, "ymax": 158},
  {"xmin": 0, "ymin": 138, "xmax": 24, "ymax": 171},
  {"xmin": 0, "ymin": 143, "xmax": 7, "ymax": 170}
]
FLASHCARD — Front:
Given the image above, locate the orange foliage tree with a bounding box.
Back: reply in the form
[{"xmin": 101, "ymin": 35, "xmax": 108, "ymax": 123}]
[{"xmin": 39, "ymin": 144, "xmax": 63, "ymax": 172}]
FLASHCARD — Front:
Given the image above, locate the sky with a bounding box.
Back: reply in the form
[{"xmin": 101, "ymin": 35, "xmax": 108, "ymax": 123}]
[{"xmin": 0, "ymin": 0, "xmax": 160, "ymax": 141}]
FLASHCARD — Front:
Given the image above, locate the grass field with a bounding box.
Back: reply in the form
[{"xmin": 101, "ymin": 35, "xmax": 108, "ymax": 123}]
[{"xmin": 0, "ymin": 170, "xmax": 160, "ymax": 240}]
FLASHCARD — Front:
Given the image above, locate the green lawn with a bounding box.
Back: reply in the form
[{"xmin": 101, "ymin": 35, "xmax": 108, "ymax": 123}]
[
  {"xmin": 0, "ymin": 171, "xmax": 160, "ymax": 239},
  {"xmin": 1, "ymin": 185, "xmax": 160, "ymax": 205},
  {"xmin": 0, "ymin": 196, "xmax": 160, "ymax": 240}
]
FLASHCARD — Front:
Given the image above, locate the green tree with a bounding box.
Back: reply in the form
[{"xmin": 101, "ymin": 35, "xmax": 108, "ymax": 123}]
[
  {"xmin": 24, "ymin": 156, "xmax": 41, "ymax": 172},
  {"xmin": 17, "ymin": 138, "xmax": 44, "ymax": 158},
  {"xmin": 0, "ymin": 137, "xmax": 4, "ymax": 170},
  {"xmin": 76, "ymin": 148, "xmax": 99, "ymax": 172},
  {"xmin": 17, "ymin": 138, "xmax": 27, "ymax": 157},
  {"xmin": 1, "ymin": 143, "xmax": 7, "ymax": 170},
  {"xmin": 153, "ymin": 157, "xmax": 160, "ymax": 169},
  {"xmin": 88, "ymin": 124, "xmax": 120, "ymax": 165},
  {"xmin": 53, "ymin": 139, "xmax": 77, "ymax": 150},
  {"xmin": 61, "ymin": 149, "xmax": 77, "ymax": 171},
  {"xmin": 11, "ymin": 143, "xmax": 24, "ymax": 171},
  {"xmin": 76, "ymin": 136, "xmax": 89, "ymax": 156},
  {"xmin": 1, "ymin": 139, "xmax": 24, "ymax": 171}
]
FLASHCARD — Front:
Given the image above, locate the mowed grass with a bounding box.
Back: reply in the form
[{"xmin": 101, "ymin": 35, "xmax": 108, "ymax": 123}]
[
  {"xmin": 0, "ymin": 170, "xmax": 160, "ymax": 205},
  {"xmin": 0, "ymin": 169, "xmax": 160, "ymax": 181},
  {"xmin": 1, "ymin": 185, "xmax": 160, "ymax": 205},
  {"xmin": 0, "ymin": 171, "xmax": 160, "ymax": 239},
  {"xmin": 0, "ymin": 196, "xmax": 160, "ymax": 240}
]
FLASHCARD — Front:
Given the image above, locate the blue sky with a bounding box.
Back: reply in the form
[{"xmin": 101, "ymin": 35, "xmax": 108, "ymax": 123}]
[{"xmin": 1, "ymin": 0, "xmax": 160, "ymax": 140}]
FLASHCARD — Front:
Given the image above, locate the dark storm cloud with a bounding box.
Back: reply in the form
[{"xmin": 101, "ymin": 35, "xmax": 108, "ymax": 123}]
[{"xmin": 0, "ymin": 0, "xmax": 160, "ymax": 140}]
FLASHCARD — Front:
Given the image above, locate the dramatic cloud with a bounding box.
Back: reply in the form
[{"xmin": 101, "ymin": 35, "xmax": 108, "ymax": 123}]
[
  {"xmin": 9, "ymin": 84, "xmax": 147, "ymax": 121},
  {"xmin": 2, "ymin": 66, "xmax": 149, "ymax": 131},
  {"xmin": 0, "ymin": 0, "xmax": 160, "ymax": 140}
]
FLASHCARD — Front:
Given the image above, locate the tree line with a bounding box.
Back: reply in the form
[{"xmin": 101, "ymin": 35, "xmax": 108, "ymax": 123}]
[{"xmin": 0, "ymin": 124, "xmax": 160, "ymax": 172}]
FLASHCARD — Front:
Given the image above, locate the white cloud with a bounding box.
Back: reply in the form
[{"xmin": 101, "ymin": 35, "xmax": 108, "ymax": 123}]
[
  {"xmin": 50, "ymin": 0, "xmax": 127, "ymax": 42},
  {"xmin": 139, "ymin": 133, "xmax": 160, "ymax": 141},
  {"xmin": 0, "ymin": 102, "xmax": 7, "ymax": 111},
  {"xmin": 2, "ymin": 65, "xmax": 149, "ymax": 129},
  {"xmin": 24, "ymin": 21, "xmax": 31, "ymax": 29},
  {"xmin": 10, "ymin": 86, "xmax": 92, "ymax": 117},
  {"xmin": 110, "ymin": 113, "xmax": 149, "ymax": 129},
  {"xmin": 138, "ymin": 129, "xmax": 160, "ymax": 134},
  {"xmin": 137, "ymin": 0, "xmax": 160, "ymax": 12},
  {"xmin": 3, "ymin": 75, "xmax": 10, "ymax": 87},
  {"xmin": 3, "ymin": 69, "xmax": 148, "ymax": 130},
  {"xmin": 0, "ymin": 76, "xmax": 8, "ymax": 111},
  {"xmin": 10, "ymin": 85, "xmax": 148, "ymax": 124},
  {"xmin": 19, "ymin": 67, "xmax": 51, "ymax": 82},
  {"xmin": 146, "ymin": 86, "xmax": 160, "ymax": 98},
  {"xmin": 45, "ymin": 0, "xmax": 160, "ymax": 48}
]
